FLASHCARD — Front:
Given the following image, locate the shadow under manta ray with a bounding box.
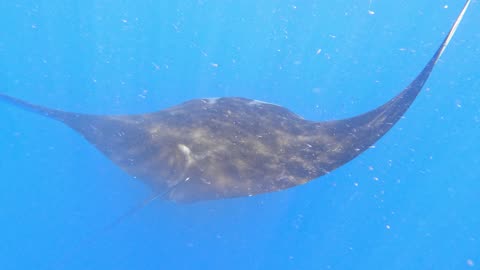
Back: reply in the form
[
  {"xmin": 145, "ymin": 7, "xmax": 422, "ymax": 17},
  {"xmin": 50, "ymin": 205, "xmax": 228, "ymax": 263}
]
[{"xmin": 0, "ymin": 1, "xmax": 471, "ymax": 203}]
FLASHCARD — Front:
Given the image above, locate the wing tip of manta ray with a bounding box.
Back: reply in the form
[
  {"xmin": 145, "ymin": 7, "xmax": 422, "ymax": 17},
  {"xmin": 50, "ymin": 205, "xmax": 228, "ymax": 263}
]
[
  {"xmin": 406, "ymin": 0, "xmax": 470, "ymax": 95},
  {"xmin": 0, "ymin": 92, "xmax": 68, "ymax": 121},
  {"xmin": 434, "ymin": 0, "xmax": 471, "ymax": 63}
]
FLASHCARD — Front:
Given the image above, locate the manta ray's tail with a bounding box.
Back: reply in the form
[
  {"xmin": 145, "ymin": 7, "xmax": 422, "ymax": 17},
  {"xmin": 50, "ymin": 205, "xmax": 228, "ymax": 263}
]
[{"xmin": 0, "ymin": 93, "xmax": 72, "ymax": 122}]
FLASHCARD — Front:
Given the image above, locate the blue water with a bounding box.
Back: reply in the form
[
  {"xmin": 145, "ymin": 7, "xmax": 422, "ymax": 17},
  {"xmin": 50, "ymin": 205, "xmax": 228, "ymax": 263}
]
[{"xmin": 0, "ymin": 1, "xmax": 479, "ymax": 269}]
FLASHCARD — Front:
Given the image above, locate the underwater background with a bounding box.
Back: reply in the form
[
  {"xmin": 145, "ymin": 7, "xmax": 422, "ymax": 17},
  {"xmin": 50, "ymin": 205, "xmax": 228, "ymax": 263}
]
[{"xmin": 0, "ymin": 1, "xmax": 479, "ymax": 269}]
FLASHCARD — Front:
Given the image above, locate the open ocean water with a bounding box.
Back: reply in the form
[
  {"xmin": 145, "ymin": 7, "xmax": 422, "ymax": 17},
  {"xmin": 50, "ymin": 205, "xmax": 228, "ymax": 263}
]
[{"xmin": 0, "ymin": 1, "xmax": 479, "ymax": 269}]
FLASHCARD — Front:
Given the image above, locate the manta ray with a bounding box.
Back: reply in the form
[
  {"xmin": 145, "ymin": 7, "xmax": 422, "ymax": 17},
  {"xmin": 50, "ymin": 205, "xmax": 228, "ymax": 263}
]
[{"xmin": 0, "ymin": 1, "xmax": 471, "ymax": 203}]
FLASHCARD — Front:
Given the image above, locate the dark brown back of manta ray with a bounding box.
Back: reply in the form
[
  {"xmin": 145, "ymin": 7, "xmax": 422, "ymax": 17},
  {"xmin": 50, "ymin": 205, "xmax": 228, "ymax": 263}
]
[{"xmin": 62, "ymin": 98, "xmax": 342, "ymax": 203}]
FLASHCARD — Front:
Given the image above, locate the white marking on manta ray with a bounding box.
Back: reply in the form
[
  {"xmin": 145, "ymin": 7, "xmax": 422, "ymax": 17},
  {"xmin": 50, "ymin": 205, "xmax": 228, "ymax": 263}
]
[
  {"xmin": 202, "ymin": 97, "xmax": 219, "ymax": 104},
  {"xmin": 247, "ymin": 99, "xmax": 305, "ymax": 119},
  {"xmin": 248, "ymin": 99, "xmax": 279, "ymax": 106},
  {"xmin": 177, "ymin": 144, "xmax": 195, "ymax": 166}
]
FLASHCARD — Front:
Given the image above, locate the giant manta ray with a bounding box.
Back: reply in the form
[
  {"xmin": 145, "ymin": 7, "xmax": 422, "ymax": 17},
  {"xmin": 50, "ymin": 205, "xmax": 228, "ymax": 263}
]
[{"xmin": 0, "ymin": 1, "xmax": 471, "ymax": 203}]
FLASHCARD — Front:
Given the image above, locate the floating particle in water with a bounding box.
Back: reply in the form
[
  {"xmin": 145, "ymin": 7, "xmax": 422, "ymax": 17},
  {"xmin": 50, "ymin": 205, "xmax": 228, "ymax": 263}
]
[{"xmin": 456, "ymin": 99, "xmax": 462, "ymax": 108}]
